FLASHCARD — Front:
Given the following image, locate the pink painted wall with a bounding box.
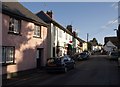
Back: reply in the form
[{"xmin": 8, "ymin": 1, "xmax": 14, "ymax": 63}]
[{"xmin": 2, "ymin": 14, "xmax": 48, "ymax": 74}]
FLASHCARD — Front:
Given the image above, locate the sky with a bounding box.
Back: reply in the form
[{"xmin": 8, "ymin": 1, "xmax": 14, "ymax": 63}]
[{"xmin": 20, "ymin": 2, "xmax": 118, "ymax": 45}]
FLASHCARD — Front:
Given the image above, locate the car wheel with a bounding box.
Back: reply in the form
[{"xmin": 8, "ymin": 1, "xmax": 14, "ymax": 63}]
[{"xmin": 64, "ymin": 67, "xmax": 68, "ymax": 73}]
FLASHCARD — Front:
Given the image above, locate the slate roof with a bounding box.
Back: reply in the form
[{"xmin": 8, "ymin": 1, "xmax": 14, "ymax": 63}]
[
  {"xmin": 36, "ymin": 11, "xmax": 86, "ymax": 43},
  {"xmin": 2, "ymin": 2, "xmax": 48, "ymax": 26},
  {"xmin": 104, "ymin": 37, "xmax": 120, "ymax": 47},
  {"xmin": 76, "ymin": 37, "xmax": 86, "ymax": 43},
  {"xmin": 36, "ymin": 11, "xmax": 73, "ymax": 36}
]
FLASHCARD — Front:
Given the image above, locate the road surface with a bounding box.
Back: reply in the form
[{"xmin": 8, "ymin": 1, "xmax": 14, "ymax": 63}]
[{"xmin": 3, "ymin": 55, "xmax": 120, "ymax": 86}]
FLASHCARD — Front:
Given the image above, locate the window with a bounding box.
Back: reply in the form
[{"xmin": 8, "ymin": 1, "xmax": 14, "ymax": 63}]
[
  {"xmin": 58, "ymin": 29, "xmax": 62, "ymax": 38},
  {"xmin": 69, "ymin": 35, "xmax": 71, "ymax": 40},
  {"xmin": 2, "ymin": 46, "xmax": 15, "ymax": 64},
  {"xmin": 53, "ymin": 26, "xmax": 56, "ymax": 36},
  {"xmin": 9, "ymin": 17, "xmax": 21, "ymax": 34},
  {"xmin": 34, "ymin": 25, "xmax": 41, "ymax": 37},
  {"xmin": 66, "ymin": 33, "xmax": 67, "ymax": 40}
]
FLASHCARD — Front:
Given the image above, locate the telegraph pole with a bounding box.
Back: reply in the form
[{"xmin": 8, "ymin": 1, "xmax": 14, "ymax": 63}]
[
  {"xmin": 87, "ymin": 33, "xmax": 89, "ymax": 50},
  {"xmin": 87, "ymin": 33, "xmax": 89, "ymax": 43}
]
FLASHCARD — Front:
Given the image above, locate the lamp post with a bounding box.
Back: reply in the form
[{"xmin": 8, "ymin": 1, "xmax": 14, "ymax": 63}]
[
  {"xmin": 114, "ymin": 29, "xmax": 118, "ymax": 36},
  {"xmin": 114, "ymin": 28, "xmax": 120, "ymax": 67},
  {"xmin": 114, "ymin": 29, "xmax": 119, "ymax": 49}
]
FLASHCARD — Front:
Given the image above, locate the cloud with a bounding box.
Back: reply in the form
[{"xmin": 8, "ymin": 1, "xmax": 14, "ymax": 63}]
[
  {"xmin": 112, "ymin": 19, "xmax": 118, "ymax": 24},
  {"xmin": 111, "ymin": 2, "xmax": 116, "ymax": 7},
  {"xmin": 111, "ymin": 2, "xmax": 118, "ymax": 9},
  {"xmin": 101, "ymin": 26, "xmax": 107, "ymax": 29},
  {"xmin": 101, "ymin": 18, "xmax": 118, "ymax": 29}
]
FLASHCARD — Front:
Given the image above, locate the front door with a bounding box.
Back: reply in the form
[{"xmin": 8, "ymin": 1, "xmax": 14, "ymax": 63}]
[
  {"xmin": 53, "ymin": 47, "xmax": 55, "ymax": 57},
  {"xmin": 36, "ymin": 48, "xmax": 43, "ymax": 68}
]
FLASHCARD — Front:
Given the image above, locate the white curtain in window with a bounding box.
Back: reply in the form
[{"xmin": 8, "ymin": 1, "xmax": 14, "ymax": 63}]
[
  {"xmin": 14, "ymin": 19, "xmax": 19, "ymax": 33},
  {"xmin": 6, "ymin": 47, "xmax": 14, "ymax": 63},
  {"xmin": 34, "ymin": 25, "xmax": 40, "ymax": 37}
]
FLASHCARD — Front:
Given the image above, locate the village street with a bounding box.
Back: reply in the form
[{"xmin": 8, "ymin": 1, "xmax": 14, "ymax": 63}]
[
  {"xmin": 3, "ymin": 55, "xmax": 120, "ymax": 86},
  {"xmin": 1, "ymin": 2, "xmax": 120, "ymax": 87}
]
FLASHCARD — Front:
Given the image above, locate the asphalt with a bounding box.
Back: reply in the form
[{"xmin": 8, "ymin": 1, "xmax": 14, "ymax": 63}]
[{"xmin": 2, "ymin": 55, "xmax": 120, "ymax": 86}]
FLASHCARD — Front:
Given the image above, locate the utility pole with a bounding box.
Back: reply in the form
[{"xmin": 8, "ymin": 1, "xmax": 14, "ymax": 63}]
[
  {"xmin": 87, "ymin": 33, "xmax": 89, "ymax": 50},
  {"xmin": 87, "ymin": 33, "xmax": 89, "ymax": 43}
]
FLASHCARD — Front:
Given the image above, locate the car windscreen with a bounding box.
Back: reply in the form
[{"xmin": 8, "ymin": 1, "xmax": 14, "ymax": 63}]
[
  {"xmin": 47, "ymin": 58, "xmax": 62, "ymax": 64},
  {"xmin": 80, "ymin": 53, "xmax": 86, "ymax": 55}
]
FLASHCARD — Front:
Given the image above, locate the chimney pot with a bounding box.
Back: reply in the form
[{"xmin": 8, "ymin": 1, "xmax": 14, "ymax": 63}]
[
  {"xmin": 46, "ymin": 10, "xmax": 53, "ymax": 18},
  {"xmin": 66, "ymin": 25, "xmax": 72, "ymax": 33}
]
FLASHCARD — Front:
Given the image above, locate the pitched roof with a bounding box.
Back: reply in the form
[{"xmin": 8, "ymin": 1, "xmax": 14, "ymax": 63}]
[
  {"xmin": 76, "ymin": 36, "xmax": 86, "ymax": 43},
  {"xmin": 36, "ymin": 11, "xmax": 73, "ymax": 36},
  {"xmin": 2, "ymin": 2, "xmax": 48, "ymax": 26},
  {"xmin": 104, "ymin": 36, "xmax": 120, "ymax": 47}
]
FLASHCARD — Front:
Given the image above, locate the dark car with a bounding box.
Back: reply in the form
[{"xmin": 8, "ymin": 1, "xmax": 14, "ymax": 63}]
[
  {"xmin": 46, "ymin": 55, "xmax": 75, "ymax": 73},
  {"xmin": 83, "ymin": 50, "xmax": 91, "ymax": 56},
  {"xmin": 77, "ymin": 52, "xmax": 89, "ymax": 61},
  {"xmin": 71, "ymin": 53, "xmax": 79, "ymax": 61},
  {"xmin": 108, "ymin": 51, "xmax": 119, "ymax": 61}
]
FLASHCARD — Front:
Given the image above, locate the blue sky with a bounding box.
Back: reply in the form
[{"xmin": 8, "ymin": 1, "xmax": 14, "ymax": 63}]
[{"xmin": 20, "ymin": 2, "xmax": 118, "ymax": 44}]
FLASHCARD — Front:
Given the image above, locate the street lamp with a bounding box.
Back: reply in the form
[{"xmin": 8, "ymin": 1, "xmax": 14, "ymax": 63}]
[{"xmin": 114, "ymin": 29, "xmax": 118, "ymax": 36}]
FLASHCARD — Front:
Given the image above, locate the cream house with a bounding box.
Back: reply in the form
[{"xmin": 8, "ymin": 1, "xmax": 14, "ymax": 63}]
[{"xmin": 36, "ymin": 11, "xmax": 74, "ymax": 57}]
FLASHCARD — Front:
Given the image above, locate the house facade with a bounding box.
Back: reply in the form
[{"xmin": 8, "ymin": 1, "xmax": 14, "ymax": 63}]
[
  {"xmin": 36, "ymin": 11, "xmax": 74, "ymax": 58},
  {"xmin": 92, "ymin": 45, "xmax": 102, "ymax": 51},
  {"xmin": 103, "ymin": 37, "xmax": 119, "ymax": 52},
  {"xmin": 72, "ymin": 31, "xmax": 86, "ymax": 53},
  {"xmin": 2, "ymin": 2, "xmax": 48, "ymax": 77},
  {"xmin": 103, "ymin": 41, "xmax": 117, "ymax": 52}
]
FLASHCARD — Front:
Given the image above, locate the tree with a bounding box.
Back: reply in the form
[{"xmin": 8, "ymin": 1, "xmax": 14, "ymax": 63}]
[
  {"xmin": 90, "ymin": 38, "xmax": 98, "ymax": 46},
  {"xmin": 88, "ymin": 42, "xmax": 92, "ymax": 51}
]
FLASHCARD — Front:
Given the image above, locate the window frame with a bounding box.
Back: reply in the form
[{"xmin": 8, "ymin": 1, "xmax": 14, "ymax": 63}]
[
  {"xmin": 33, "ymin": 24, "xmax": 41, "ymax": 38},
  {"xmin": 9, "ymin": 17, "xmax": 21, "ymax": 35},
  {"xmin": 2, "ymin": 46, "xmax": 15, "ymax": 65}
]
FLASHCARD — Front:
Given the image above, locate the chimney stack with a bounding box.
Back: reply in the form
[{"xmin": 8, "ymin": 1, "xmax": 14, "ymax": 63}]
[
  {"xmin": 66, "ymin": 25, "xmax": 72, "ymax": 33},
  {"xmin": 73, "ymin": 31, "xmax": 77, "ymax": 37},
  {"xmin": 46, "ymin": 10, "xmax": 53, "ymax": 18}
]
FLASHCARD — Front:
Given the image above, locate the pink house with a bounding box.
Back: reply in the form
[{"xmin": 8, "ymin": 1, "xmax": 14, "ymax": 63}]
[{"xmin": 2, "ymin": 2, "xmax": 48, "ymax": 78}]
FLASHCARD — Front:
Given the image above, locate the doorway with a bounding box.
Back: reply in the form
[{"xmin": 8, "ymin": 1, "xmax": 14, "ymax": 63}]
[
  {"xmin": 53, "ymin": 47, "xmax": 55, "ymax": 57},
  {"xmin": 36, "ymin": 48, "xmax": 43, "ymax": 68}
]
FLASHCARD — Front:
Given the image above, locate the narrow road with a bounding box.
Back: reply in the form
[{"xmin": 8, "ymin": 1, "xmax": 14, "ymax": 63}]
[{"xmin": 3, "ymin": 55, "xmax": 120, "ymax": 86}]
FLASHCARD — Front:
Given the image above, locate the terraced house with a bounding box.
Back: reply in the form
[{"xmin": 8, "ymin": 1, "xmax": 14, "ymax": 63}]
[
  {"xmin": 2, "ymin": 2, "xmax": 48, "ymax": 78},
  {"xmin": 36, "ymin": 11, "xmax": 85, "ymax": 58},
  {"xmin": 36, "ymin": 11, "xmax": 73, "ymax": 57}
]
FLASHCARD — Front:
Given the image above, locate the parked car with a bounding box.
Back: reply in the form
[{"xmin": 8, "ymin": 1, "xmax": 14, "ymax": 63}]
[
  {"xmin": 71, "ymin": 53, "xmax": 79, "ymax": 61},
  {"xmin": 77, "ymin": 52, "xmax": 89, "ymax": 61},
  {"xmin": 83, "ymin": 50, "xmax": 91, "ymax": 56},
  {"xmin": 46, "ymin": 55, "xmax": 75, "ymax": 73},
  {"xmin": 108, "ymin": 51, "xmax": 119, "ymax": 61}
]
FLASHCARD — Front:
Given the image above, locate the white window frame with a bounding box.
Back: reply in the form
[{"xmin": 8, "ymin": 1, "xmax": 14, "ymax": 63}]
[
  {"xmin": 9, "ymin": 17, "xmax": 21, "ymax": 34},
  {"xmin": 34, "ymin": 25, "xmax": 41, "ymax": 37}
]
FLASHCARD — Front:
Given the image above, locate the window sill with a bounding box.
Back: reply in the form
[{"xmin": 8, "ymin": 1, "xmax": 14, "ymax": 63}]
[
  {"xmin": 8, "ymin": 32, "xmax": 22, "ymax": 36},
  {"xmin": 2, "ymin": 63, "xmax": 16, "ymax": 66},
  {"xmin": 33, "ymin": 36, "xmax": 42, "ymax": 38}
]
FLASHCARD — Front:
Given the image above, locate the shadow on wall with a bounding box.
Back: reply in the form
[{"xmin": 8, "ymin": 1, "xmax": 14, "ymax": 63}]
[{"xmin": 2, "ymin": 18, "xmax": 48, "ymax": 79}]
